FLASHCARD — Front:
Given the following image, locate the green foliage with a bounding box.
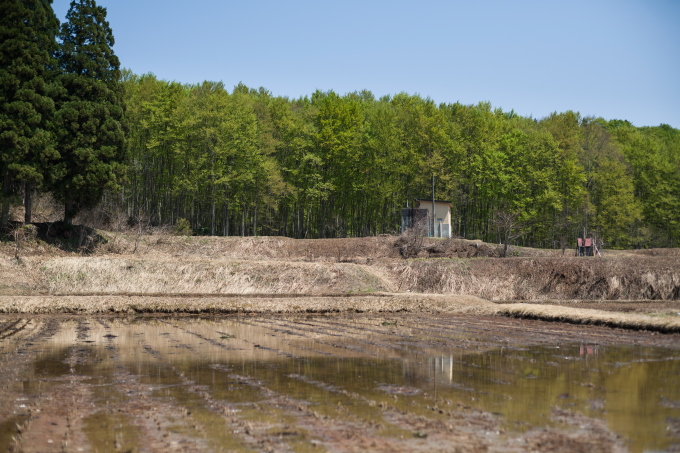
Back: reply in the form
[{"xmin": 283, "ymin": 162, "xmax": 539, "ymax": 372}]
[
  {"xmin": 173, "ymin": 218, "xmax": 192, "ymax": 236},
  {"xmin": 118, "ymin": 77, "xmax": 680, "ymax": 248},
  {"xmin": 4, "ymin": 1, "xmax": 679, "ymax": 248},
  {"xmin": 52, "ymin": 0, "xmax": 125, "ymax": 224},
  {"xmin": 607, "ymin": 121, "xmax": 680, "ymax": 246},
  {"xmin": 0, "ymin": 0, "xmax": 60, "ymax": 224},
  {"xmin": 580, "ymin": 119, "xmax": 643, "ymax": 248}
]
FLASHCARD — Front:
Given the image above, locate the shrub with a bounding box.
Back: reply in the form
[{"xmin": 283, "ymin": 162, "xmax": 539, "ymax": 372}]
[{"xmin": 174, "ymin": 218, "xmax": 192, "ymax": 236}]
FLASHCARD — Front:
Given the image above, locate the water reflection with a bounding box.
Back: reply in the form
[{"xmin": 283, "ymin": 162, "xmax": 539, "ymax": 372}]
[{"xmin": 1, "ymin": 316, "xmax": 678, "ymax": 452}]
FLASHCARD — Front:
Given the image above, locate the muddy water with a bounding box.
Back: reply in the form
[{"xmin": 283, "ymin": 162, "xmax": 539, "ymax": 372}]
[{"xmin": 1, "ymin": 314, "xmax": 679, "ymax": 452}]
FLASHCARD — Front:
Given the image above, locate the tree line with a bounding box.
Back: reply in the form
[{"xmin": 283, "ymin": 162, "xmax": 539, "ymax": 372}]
[
  {"xmin": 1, "ymin": 0, "xmax": 123, "ymax": 226},
  {"xmin": 122, "ymin": 75, "xmax": 680, "ymax": 248},
  {"xmin": 3, "ymin": 1, "xmax": 679, "ymax": 248}
]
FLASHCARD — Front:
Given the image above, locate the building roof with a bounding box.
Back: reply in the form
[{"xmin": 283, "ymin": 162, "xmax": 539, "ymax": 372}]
[{"xmin": 414, "ymin": 199, "xmax": 453, "ymax": 206}]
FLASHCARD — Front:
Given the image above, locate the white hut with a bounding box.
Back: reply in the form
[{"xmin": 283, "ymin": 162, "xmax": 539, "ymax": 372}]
[{"xmin": 415, "ymin": 199, "xmax": 452, "ymax": 238}]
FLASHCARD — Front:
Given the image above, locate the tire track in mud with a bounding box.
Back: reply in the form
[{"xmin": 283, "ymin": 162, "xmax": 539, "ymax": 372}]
[
  {"xmin": 285, "ymin": 317, "xmax": 456, "ymax": 350},
  {"xmin": 309, "ymin": 313, "xmax": 671, "ymax": 351},
  {"xmin": 236, "ymin": 315, "xmax": 467, "ymax": 358},
  {"xmin": 226, "ymin": 315, "xmax": 549, "ymax": 365},
  {"xmin": 230, "ymin": 317, "xmax": 380, "ymax": 358},
  {"xmin": 4, "ymin": 318, "xmax": 223, "ymax": 452},
  {"xmin": 41, "ymin": 318, "xmax": 221, "ymax": 452},
  {"xmin": 226, "ymin": 372, "xmax": 421, "ymax": 453},
  {"xmin": 250, "ymin": 317, "xmax": 516, "ymax": 403},
  {"xmin": 119, "ymin": 319, "xmax": 314, "ymax": 452},
  {"xmin": 239, "ymin": 316, "xmax": 497, "ymax": 359},
  {"xmin": 0, "ymin": 315, "xmax": 656, "ymax": 452},
  {"xmin": 256, "ymin": 315, "xmax": 500, "ymax": 352},
  {"xmin": 0, "ymin": 319, "xmax": 31, "ymax": 341},
  {"xmin": 12, "ymin": 319, "xmax": 101, "ymax": 453}
]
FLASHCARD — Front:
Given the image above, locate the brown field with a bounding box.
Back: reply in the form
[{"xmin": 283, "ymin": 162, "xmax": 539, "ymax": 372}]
[
  {"xmin": 1, "ymin": 231, "xmax": 679, "ymax": 452},
  {"xmin": 2, "ymin": 313, "xmax": 679, "ymax": 453},
  {"xmin": 0, "ymin": 232, "xmax": 678, "ymax": 331}
]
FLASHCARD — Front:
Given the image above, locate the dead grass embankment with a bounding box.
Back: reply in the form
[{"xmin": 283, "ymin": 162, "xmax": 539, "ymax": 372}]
[
  {"xmin": 1, "ymin": 233, "xmax": 680, "ymax": 333},
  {"xmin": 0, "ymin": 293, "xmax": 492, "ymax": 315},
  {"xmin": 494, "ymin": 303, "xmax": 680, "ymax": 334},
  {"xmin": 1, "ymin": 293, "xmax": 679, "ymax": 333},
  {"xmin": 386, "ymin": 256, "xmax": 680, "ymax": 300},
  {"xmin": 38, "ymin": 256, "xmax": 395, "ymax": 295}
]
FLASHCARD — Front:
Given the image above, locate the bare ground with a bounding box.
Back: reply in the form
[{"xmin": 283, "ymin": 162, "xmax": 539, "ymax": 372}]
[
  {"xmin": 0, "ymin": 232, "xmax": 678, "ymax": 331},
  {"xmin": 1, "ymin": 231, "xmax": 680, "ymax": 451},
  {"xmin": 2, "ymin": 233, "xmax": 680, "ymax": 300},
  {"xmin": 1, "ymin": 313, "xmax": 677, "ymax": 452}
]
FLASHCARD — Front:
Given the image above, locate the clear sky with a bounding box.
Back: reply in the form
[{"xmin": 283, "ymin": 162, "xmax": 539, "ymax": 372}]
[{"xmin": 51, "ymin": 0, "xmax": 679, "ymax": 128}]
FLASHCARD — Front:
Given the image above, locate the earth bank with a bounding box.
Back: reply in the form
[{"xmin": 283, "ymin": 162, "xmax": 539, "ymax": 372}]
[{"xmin": 0, "ymin": 232, "xmax": 678, "ymax": 331}]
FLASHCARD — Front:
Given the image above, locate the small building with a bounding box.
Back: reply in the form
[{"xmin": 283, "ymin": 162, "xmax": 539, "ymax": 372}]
[
  {"xmin": 401, "ymin": 200, "xmax": 453, "ymax": 238},
  {"xmin": 577, "ymin": 237, "xmax": 600, "ymax": 256}
]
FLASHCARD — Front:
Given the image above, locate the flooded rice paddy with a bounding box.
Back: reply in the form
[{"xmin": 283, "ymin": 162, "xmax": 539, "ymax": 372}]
[{"xmin": 1, "ymin": 313, "xmax": 679, "ymax": 452}]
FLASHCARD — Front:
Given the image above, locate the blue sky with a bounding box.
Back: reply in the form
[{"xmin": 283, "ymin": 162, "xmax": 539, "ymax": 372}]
[{"xmin": 52, "ymin": 0, "xmax": 679, "ymax": 128}]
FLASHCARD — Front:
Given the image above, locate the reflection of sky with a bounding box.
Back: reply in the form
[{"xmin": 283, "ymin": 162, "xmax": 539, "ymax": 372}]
[{"xmin": 6, "ymin": 317, "xmax": 680, "ymax": 453}]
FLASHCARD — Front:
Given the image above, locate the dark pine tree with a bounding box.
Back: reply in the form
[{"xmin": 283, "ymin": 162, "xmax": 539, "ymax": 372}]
[
  {"xmin": 0, "ymin": 0, "xmax": 60, "ymax": 226},
  {"xmin": 54, "ymin": 0, "xmax": 125, "ymax": 224}
]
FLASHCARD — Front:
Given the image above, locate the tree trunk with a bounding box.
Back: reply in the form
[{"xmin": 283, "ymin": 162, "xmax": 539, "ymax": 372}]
[
  {"xmin": 24, "ymin": 183, "xmax": 32, "ymax": 224},
  {"xmin": 64, "ymin": 199, "xmax": 76, "ymax": 225},
  {"xmin": 223, "ymin": 202, "xmax": 229, "ymax": 236},
  {"xmin": 0, "ymin": 172, "xmax": 10, "ymax": 228},
  {"xmin": 211, "ymin": 199, "xmax": 215, "ymax": 236},
  {"xmin": 253, "ymin": 203, "xmax": 257, "ymax": 237}
]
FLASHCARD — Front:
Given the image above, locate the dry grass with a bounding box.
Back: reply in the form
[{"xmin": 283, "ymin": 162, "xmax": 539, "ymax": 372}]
[
  {"xmin": 495, "ymin": 303, "xmax": 680, "ymax": 333},
  {"xmin": 39, "ymin": 257, "xmax": 395, "ymax": 295},
  {"xmin": 1, "ymin": 232, "xmax": 679, "ymax": 333},
  {"xmin": 106, "ymin": 234, "xmax": 401, "ymax": 262},
  {"xmin": 1, "ymin": 292, "xmax": 677, "ymax": 333},
  {"xmin": 0, "ymin": 293, "xmax": 493, "ymax": 315},
  {"xmin": 386, "ymin": 256, "xmax": 680, "ymax": 300}
]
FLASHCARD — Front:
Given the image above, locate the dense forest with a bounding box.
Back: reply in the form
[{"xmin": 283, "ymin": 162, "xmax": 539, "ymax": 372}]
[
  {"xmin": 121, "ymin": 75, "xmax": 680, "ymax": 248},
  {"xmin": 2, "ymin": 1, "xmax": 679, "ymax": 249}
]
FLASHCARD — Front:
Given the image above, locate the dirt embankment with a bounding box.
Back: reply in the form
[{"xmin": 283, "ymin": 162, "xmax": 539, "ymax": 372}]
[
  {"xmin": 1, "ymin": 232, "xmax": 679, "ymax": 331},
  {"xmin": 388, "ymin": 256, "xmax": 680, "ymax": 301},
  {"xmin": 4, "ymin": 233, "xmax": 679, "ymax": 301}
]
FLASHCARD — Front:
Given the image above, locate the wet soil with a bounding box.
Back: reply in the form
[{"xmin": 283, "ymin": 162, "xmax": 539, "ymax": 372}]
[{"xmin": 1, "ymin": 313, "xmax": 679, "ymax": 452}]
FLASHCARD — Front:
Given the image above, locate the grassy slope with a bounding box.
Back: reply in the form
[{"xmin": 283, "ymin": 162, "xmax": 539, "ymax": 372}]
[{"xmin": 0, "ymin": 230, "xmax": 679, "ymax": 332}]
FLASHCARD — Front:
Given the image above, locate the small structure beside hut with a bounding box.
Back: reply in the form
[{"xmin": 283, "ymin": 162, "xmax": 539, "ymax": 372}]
[
  {"xmin": 401, "ymin": 199, "xmax": 452, "ymax": 238},
  {"xmin": 577, "ymin": 237, "xmax": 601, "ymax": 256}
]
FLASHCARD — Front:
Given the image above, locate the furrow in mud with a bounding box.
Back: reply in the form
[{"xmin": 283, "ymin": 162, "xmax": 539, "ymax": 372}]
[
  {"xmin": 96, "ymin": 321, "xmax": 244, "ymax": 452},
  {"xmin": 231, "ymin": 317, "xmax": 382, "ymax": 358},
  {"xmin": 141, "ymin": 318, "xmax": 492, "ymax": 451},
  {"xmin": 0, "ymin": 314, "xmax": 677, "ymax": 452},
  {"xmin": 0, "ymin": 319, "xmax": 31, "ymax": 341},
  {"xmin": 0, "ymin": 319, "xmax": 65, "ymax": 451},
  {"xmin": 126, "ymin": 320, "xmax": 326, "ymax": 452}
]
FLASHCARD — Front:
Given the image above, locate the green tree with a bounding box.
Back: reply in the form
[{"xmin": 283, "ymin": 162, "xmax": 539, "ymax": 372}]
[
  {"xmin": 0, "ymin": 0, "xmax": 60, "ymax": 225},
  {"xmin": 608, "ymin": 121, "xmax": 680, "ymax": 246},
  {"xmin": 123, "ymin": 73, "xmax": 186, "ymax": 225},
  {"xmin": 580, "ymin": 119, "xmax": 642, "ymax": 248},
  {"xmin": 52, "ymin": 0, "xmax": 125, "ymax": 224},
  {"xmin": 540, "ymin": 111, "xmax": 586, "ymax": 251},
  {"xmin": 108, "ymin": 71, "xmax": 680, "ymax": 245}
]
